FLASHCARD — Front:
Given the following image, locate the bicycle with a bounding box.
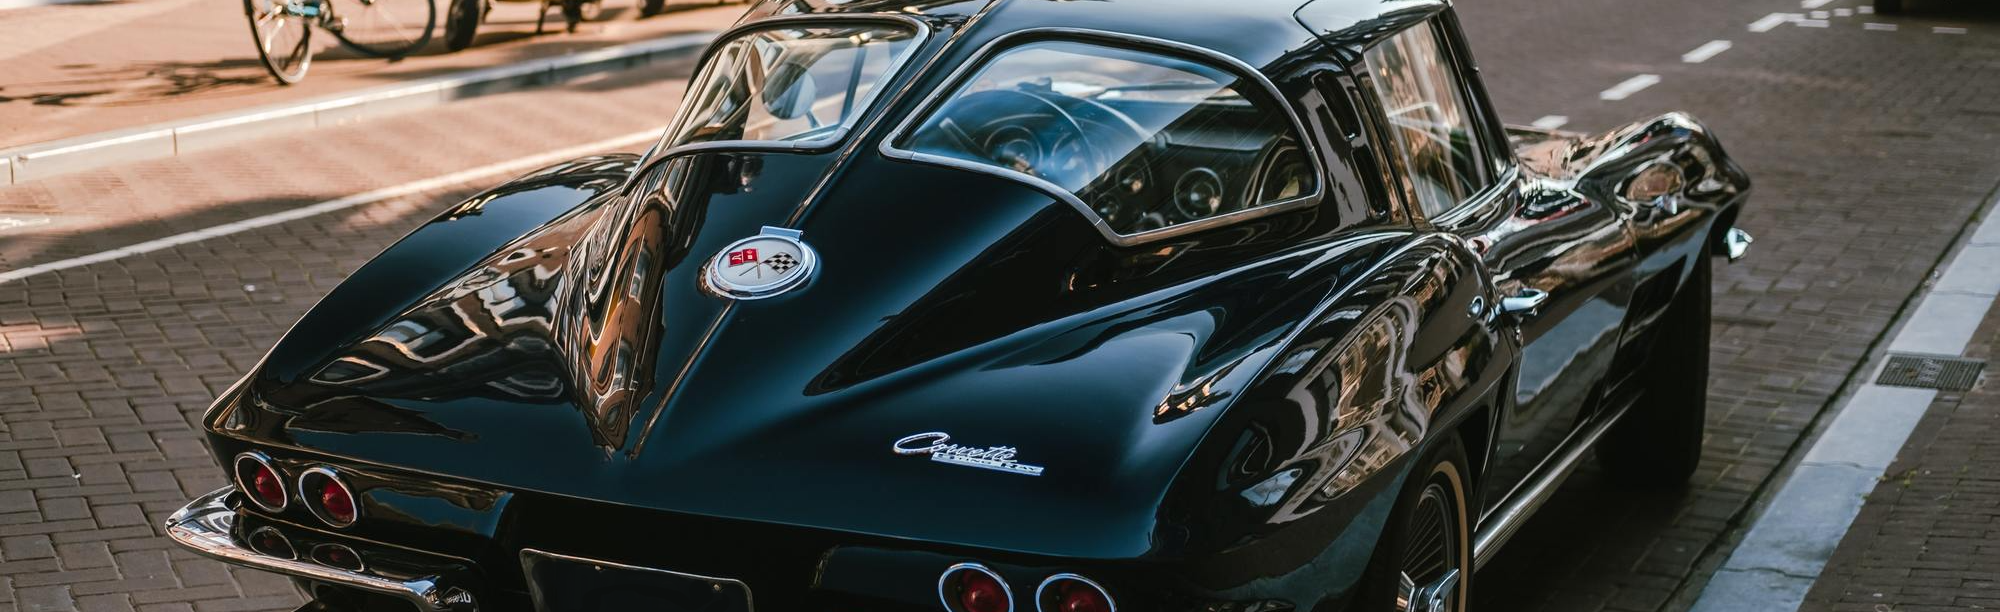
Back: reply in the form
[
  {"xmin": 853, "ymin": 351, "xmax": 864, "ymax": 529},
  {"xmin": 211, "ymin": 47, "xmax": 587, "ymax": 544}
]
[{"xmin": 243, "ymin": 0, "xmax": 438, "ymax": 84}]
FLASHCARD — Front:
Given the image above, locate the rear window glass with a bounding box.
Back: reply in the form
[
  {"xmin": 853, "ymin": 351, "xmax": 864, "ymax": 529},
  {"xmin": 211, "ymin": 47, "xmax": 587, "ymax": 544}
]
[
  {"xmin": 661, "ymin": 23, "xmax": 919, "ymax": 151},
  {"xmin": 895, "ymin": 41, "xmax": 1317, "ymax": 237}
]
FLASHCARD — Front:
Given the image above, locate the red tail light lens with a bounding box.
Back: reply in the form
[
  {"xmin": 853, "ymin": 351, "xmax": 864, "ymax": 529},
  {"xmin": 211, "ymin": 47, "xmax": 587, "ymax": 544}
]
[
  {"xmin": 940, "ymin": 564, "xmax": 1012, "ymax": 612},
  {"xmin": 299, "ymin": 467, "xmax": 359, "ymax": 527},
  {"xmin": 1037, "ymin": 575, "xmax": 1114, "ymax": 612},
  {"xmin": 319, "ymin": 480, "xmax": 355, "ymax": 523},
  {"xmin": 233, "ymin": 453, "xmax": 287, "ymax": 512}
]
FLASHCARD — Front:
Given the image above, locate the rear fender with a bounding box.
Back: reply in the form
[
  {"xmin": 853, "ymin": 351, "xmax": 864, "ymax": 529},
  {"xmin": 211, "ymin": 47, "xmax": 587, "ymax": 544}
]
[{"xmin": 252, "ymin": 155, "xmax": 638, "ymax": 387}]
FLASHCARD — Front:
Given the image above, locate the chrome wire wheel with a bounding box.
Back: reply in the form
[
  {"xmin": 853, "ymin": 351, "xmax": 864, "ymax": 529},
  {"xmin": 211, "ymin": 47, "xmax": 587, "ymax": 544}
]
[
  {"xmin": 244, "ymin": 0, "xmax": 314, "ymax": 84},
  {"xmin": 1395, "ymin": 459, "xmax": 1469, "ymax": 612}
]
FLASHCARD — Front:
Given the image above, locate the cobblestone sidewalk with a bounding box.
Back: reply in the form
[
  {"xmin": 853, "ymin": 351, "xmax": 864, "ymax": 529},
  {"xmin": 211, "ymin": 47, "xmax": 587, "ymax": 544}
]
[{"xmin": 1803, "ymin": 288, "xmax": 2000, "ymax": 611}]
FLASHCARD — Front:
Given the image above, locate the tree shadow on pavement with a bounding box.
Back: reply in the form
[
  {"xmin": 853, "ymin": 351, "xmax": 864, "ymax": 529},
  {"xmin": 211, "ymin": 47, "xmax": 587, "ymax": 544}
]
[{"xmin": 0, "ymin": 58, "xmax": 274, "ymax": 108}]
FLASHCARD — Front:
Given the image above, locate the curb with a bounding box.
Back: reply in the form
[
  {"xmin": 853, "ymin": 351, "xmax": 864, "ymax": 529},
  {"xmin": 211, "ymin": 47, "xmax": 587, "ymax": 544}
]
[{"xmin": 0, "ymin": 31, "xmax": 715, "ymax": 186}]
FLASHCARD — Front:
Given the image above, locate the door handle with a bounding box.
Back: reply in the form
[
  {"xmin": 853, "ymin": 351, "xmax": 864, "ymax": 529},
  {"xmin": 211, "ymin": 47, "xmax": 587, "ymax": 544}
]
[{"xmin": 1498, "ymin": 288, "xmax": 1549, "ymax": 317}]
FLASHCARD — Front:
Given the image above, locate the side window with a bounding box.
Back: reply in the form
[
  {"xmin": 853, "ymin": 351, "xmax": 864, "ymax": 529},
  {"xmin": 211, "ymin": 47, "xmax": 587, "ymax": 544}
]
[
  {"xmin": 895, "ymin": 41, "xmax": 1319, "ymax": 238},
  {"xmin": 1363, "ymin": 22, "xmax": 1491, "ymax": 218}
]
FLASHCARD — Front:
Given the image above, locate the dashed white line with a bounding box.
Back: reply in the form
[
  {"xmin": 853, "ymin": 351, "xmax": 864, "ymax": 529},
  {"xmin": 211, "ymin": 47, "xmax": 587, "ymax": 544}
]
[
  {"xmin": 1858, "ymin": 5, "xmax": 1875, "ymax": 13},
  {"xmin": 1864, "ymin": 22, "xmax": 1898, "ymax": 30},
  {"xmin": 0, "ymin": 130, "xmax": 662, "ymax": 286},
  {"xmin": 1800, "ymin": 0, "xmax": 1833, "ymax": 8},
  {"xmin": 1935, "ymin": 26, "xmax": 1967, "ymax": 34},
  {"xmin": 1530, "ymin": 115, "xmax": 1570, "ymax": 130},
  {"xmin": 1749, "ymin": 12, "xmax": 1791, "ymax": 31},
  {"xmin": 1682, "ymin": 40, "xmax": 1733, "ymax": 63},
  {"xmin": 1796, "ymin": 18, "xmax": 1831, "ymax": 27},
  {"xmin": 1599, "ymin": 74, "xmax": 1661, "ymax": 101},
  {"xmin": 1834, "ymin": 8, "xmax": 1853, "ymax": 16},
  {"xmin": 1810, "ymin": 9, "xmax": 1830, "ymax": 18}
]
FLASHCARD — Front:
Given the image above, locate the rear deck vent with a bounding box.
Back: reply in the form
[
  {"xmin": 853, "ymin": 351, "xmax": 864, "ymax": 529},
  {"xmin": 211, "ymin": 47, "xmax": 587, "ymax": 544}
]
[{"xmin": 1876, "ymin": 353, "xmax": 1985, "ymax": 391}]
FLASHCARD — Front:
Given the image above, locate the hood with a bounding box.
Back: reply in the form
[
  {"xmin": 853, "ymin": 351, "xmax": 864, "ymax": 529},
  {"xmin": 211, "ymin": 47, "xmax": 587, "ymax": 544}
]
[{"xmin": 229, "ymin": 150, "xmax": 1376, "ymax": 559}]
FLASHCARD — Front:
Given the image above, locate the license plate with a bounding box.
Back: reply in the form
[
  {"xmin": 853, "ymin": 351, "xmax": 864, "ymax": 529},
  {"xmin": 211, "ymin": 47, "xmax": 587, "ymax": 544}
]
[{"xmin": 521, "ymin": 549, "xmax": 753, "ymax": 612}]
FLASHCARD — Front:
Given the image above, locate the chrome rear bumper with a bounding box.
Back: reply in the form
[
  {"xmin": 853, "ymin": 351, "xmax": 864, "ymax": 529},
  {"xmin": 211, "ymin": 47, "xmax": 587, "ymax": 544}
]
[{"xmin": 164, "ymin": 487, "xmax": 480, "ymax": 612}]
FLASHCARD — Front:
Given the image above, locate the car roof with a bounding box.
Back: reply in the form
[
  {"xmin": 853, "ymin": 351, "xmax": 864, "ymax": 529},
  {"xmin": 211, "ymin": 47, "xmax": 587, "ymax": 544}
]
[{"xmin": 732, "ymin": 0, "xmax": 1451, "ymax": 73}]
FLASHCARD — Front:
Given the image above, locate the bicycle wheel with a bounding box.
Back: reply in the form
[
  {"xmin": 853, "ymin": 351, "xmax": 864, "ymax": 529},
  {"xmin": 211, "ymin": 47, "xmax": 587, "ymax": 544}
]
[
  {"xmin": 243, "ymin": 0, "xmax": 314, "ymax": 84},
  {"xmin": 325, "ymin": 0, "xmax": 435, "ymax": 58}
]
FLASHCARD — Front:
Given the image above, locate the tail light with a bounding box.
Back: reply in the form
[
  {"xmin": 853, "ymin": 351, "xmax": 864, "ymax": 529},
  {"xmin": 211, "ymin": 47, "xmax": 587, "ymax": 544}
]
[
  {"xmin": 940, "ymin": 564, "xmax": 1012, "ymax": 612},
  {"xmin": 1037, "ymin": 575, "xmax": 1114, "ymax": 612},
  {"xmin": 232, "ymin": 453, "xmax": 287, "ymax": 512},
  {"xmin": 310, "ymin": 543, "xmax": 365, "ymax": 571},
  {"xmin": 246, "ymin": 526, "xmax": 295, "ymax": 560},
  {"xmin": 298, "ymin": 467, "xmax": 359, "ymax": 527}
]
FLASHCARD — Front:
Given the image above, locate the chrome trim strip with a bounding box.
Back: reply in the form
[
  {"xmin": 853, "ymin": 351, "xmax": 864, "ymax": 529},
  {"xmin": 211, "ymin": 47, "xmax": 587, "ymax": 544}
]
[
  {"xmin": 1035, "ymin": 573, "xmax": 1116, "ymax": 612},
  {"xmin": 876, "ymin": 28, "xmax": 1330, "ymax": 248},
  {"xmin": 781, "ymin": 0, "xmax": 1001, "ymax": 228},
  {"xmin": 639, "ymin": 13, "xmax": 935, "ymax": 166},
  {"xmin": 164, "ymin": 487, "xmax": 470, "ymax": 612},
  {"xmin": 939, "ymin": 563, "xmax": 1013, "ymax": 612},
  {"xmin": 520, "ymin": 548, "xmax": 754, "ymax": 612},
  {"xmin": 297, "ymin": 466, "xmax": 360, "ymax": 528},
  {"xmin": 1471, "ymin": 400, "xmax": 1632, "ymax": 569},
  {"xmin": 232, "ymin": 451, "xmax": 288, "ymax": 513}
]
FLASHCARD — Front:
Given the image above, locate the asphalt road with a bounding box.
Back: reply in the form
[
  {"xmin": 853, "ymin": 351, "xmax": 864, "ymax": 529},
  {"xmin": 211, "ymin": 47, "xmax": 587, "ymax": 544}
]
[{"xmin": 1, "ymin": 0, "xmax": 1998, "ymax": 610}]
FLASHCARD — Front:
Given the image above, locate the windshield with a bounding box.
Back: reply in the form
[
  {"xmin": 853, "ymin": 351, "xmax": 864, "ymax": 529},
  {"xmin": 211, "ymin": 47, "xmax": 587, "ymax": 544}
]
[{"xmin": 659, "ymin": 22, "xmax": 919, "ymax": 152}]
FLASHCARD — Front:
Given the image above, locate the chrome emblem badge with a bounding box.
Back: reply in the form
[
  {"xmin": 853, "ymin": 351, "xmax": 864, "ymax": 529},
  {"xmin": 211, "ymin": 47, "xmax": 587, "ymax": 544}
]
[
  {"xmin": 892, "ymin": 432, "xmax": 1044, "ymax": 476},
  {"xmin": 704, "ymin": 226, "xmax": 817, "ymax": 300}
]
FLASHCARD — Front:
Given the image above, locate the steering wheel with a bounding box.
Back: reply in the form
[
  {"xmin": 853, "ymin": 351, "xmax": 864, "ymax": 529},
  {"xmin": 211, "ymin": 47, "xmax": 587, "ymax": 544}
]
[{"xmin": 926, "ymin": 88, "xmax": 1111, "ymax": 189}]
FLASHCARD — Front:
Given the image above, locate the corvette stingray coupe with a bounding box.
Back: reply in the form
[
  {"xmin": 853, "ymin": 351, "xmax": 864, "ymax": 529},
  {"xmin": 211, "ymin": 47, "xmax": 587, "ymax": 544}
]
[{"xmin": 164, "ymin": 0, "xmax": 1752, "ymax": 609}]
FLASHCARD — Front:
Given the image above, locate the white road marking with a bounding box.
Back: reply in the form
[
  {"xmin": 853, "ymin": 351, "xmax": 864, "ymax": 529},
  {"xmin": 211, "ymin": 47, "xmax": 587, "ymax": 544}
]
[
  {"xmin": 1858, "ymin": 4, "xmax": 1874, "ymax": 12},
  {"xmin": 1864, "ymin": 22, "xmax": 1898, "ymax": 30},
  {"xmin": 1934, "ymin": 26, "xmax": 1967, "ymax": 34},
  {"xmin": 1749, "ymin": 12, "xmax": 1791, "ymax": 31},
  {"xmin": 1810, "ymin": 10, "xmax": 1830, "ymax": 18},
  {"xmin": 1796, "ymin": 18, "xmax": 1831, "ymax": 27},
  {"xmin": 1800, "ymin": 0, "xmax": 1833, "ymax": 7},
  {"xmin": 1682, "ymin": 40, "xmax": 1733, "ymax": 63},
  {"xmin": 1834, "ymin": 8, "xmax": 1853, "ymax": 16},
  {"xmin": 1530, "ymin": 115, "xmax": 1570, "ymax": 129},
  {"xmin": 0, "ymin": 130, "xmax": 662, "ymax": 286},
  {"xmin": 1599, "ymin": 74, "xmax": 1661, "ymax": 101}
]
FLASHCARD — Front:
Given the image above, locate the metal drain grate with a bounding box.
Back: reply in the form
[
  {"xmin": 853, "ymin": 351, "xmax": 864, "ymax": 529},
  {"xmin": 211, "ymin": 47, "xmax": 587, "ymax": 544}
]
[{"xmin": 1877, "ymin": 353, "xmax": 1985, "ymax": 391}]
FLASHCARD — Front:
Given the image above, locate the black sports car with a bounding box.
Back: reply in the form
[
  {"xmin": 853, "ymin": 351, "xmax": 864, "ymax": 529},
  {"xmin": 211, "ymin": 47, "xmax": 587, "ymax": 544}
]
[{"xmin": 164, "ymin": 0, "xmax": 1752, "ymax": 609}]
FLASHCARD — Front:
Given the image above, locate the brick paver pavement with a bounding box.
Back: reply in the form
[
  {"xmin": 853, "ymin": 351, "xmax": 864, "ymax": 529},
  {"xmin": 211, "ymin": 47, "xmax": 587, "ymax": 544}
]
[
  {"xmin": 1802, "ymin": 297, "xmax": 1999, "ymax": 611},
  {"xmin": 0, "ymin": 59, "xmax": 693, "ymax": 612},
  {"xmin": 0, "ymin": 0, "xmax": 1999, "ymax": 610},
  {"xmin": 0, "ymin": 0, "xmax": 739, "ymax": 148}
]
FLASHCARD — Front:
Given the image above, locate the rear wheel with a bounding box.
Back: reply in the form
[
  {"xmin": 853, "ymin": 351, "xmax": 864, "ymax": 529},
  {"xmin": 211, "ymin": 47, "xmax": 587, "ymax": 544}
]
[
  {"xmin": 442, "ymin": 0, "xmax": 480, "ymax": 51},
  {"xmin": 1362, "ymin": 436, "xmax": 1471, "ymax": 612},
  {"xmin": 325, "ymin": 0, "xmax": 436, "ymax": 58},
  {"xmin": 1597, "ymin": 252, "xmax": 1711, "ymax": 485},
  {"xmin": 639, "ymin": 0, "xmax": 664, "ymax": 17},
  {"xmin": 244, "ymin": 0, "xmax": 314, "ymax": 85}
]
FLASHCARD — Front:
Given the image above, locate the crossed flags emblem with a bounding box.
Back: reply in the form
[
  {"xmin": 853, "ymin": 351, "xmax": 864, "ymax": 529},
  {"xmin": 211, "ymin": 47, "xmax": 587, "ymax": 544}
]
[{"xmin": 728, "ymin": 248, "xmax": 799, "ymax": 279}]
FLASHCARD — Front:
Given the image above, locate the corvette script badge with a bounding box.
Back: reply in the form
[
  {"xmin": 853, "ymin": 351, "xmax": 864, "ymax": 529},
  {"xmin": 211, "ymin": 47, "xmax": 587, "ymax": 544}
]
[
  {"xmin": 892, "ymin": 432, "xmax": 1045, "ymax": 476},
  {"xmin": 703, "ymin": 226, "xmax": 818, "ymax": 300}
]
